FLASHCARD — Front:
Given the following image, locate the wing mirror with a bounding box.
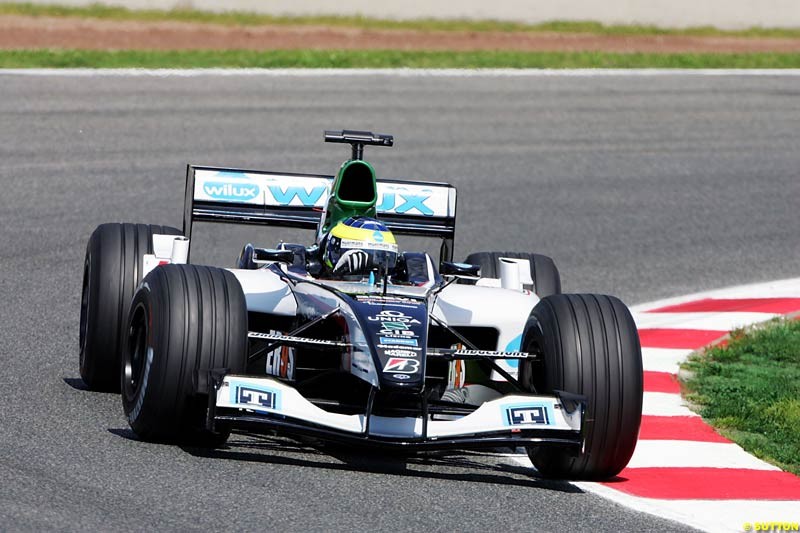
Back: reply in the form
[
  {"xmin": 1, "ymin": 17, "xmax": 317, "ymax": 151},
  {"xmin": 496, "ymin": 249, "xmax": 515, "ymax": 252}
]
[
  {"xmin": 253, "ymin": 248, "xmax": 295, "ymax": 264},
  {"xmin": 238, "ymin": 244, "xmax": 295, "ymax": 269},
  {"xmin": 439, "ymin": 261, "xmax": 480, "ymax": 277}
]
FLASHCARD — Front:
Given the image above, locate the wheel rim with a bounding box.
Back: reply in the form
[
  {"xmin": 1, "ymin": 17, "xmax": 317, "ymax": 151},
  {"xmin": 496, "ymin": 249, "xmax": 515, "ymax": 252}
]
[
  {"xmin": 124, "ymin": 302, "xmax": 148, "ymax": 398},
  {"xmin": 520, "ymin": 321, "xmax": 548, "ymax": 394},
  {"xmin": 79, "ymin": 257, "xmax": 91, "ymax": 367}
]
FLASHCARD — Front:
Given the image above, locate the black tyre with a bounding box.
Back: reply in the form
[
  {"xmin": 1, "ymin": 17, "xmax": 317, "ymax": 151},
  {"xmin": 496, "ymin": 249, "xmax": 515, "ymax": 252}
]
[
  {"xmin": 79, "ymin": 223, "xmax": 181, "ymax": 392},
  {"xmin": 464, "ymin": 251, "xmax": 561, "ymax": 297},
  {"xmin": 519, "ymin": 294, "xmax": 642, "ymax": 480},
  {"xmin": 122, "ymin": 264, "xmax": 248, "ymax": 446}
]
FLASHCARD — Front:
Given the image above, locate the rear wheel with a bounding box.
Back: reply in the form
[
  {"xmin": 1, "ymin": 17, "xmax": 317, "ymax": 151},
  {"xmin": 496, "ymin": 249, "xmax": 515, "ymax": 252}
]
[
  {"xmin": 79, "ymin": 223, "xmax": 181, "ymax": 392},
  {"xmin": 464, "ymin": 251, "xmax": 561, "ymax": 297},
  {"xmin": 519, "ymin": 294, "xmax": 642, "ymax": 480},
  {"xmin": 122, "ymin": 264, "xmax": 248, "ymax": 446}
]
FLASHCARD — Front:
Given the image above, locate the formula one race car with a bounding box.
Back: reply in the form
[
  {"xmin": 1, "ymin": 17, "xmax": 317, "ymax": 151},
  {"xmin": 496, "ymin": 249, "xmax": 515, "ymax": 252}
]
[{"xmin": 79, "ymin": 130, "xmax": 643, "ymax": 480}]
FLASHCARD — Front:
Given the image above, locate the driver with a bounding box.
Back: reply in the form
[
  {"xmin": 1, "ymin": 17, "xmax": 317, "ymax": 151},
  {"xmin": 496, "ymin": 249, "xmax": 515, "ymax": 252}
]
[{"xmin": 319, "ymin": 216, "xmax": 398, "ymax": 278}]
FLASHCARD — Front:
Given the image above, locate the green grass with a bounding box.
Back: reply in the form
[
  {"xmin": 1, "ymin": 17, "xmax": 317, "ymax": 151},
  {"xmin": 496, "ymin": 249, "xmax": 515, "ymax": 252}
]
[
  {"xmin": 682, "ymin": 319, "xmax": 800, "ymax": 475},
  {"xmin": 2, "ymin": 2, "xmax": 800, "ymax": 39},
  {"xmin": 2, "ymin": 49, "xmax": 800, "ymax": 69}
]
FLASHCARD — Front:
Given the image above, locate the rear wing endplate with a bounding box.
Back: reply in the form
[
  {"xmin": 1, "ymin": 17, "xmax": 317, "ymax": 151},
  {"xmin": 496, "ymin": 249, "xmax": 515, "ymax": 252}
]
[{"xmin": 183, "ymin": 166, "xmax": 457, "ymax": 261}]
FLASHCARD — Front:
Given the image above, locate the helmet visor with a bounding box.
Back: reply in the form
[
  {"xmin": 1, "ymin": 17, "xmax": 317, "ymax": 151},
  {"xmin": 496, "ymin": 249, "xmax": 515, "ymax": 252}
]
[{"xmin": 338, "ymin": 239, "xmax": 398, "ymax": 272}]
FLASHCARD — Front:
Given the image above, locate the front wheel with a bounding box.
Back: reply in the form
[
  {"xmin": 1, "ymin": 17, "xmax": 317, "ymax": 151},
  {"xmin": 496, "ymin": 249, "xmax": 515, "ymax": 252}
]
[
  {"xmin": 464, "ymin": 251, "xmax": 561, "ymax": 297},
  {"xmin": 519, "ymin": 294, "xmax": 642, "ymax": 480},
  {"xmin": 122, "ymin": 264, "xmax": 248, "ymax": 446}
]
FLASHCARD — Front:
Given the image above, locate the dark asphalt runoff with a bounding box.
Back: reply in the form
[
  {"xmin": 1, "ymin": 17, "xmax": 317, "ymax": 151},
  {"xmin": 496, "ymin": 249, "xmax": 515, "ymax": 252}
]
[{"xmin": 1, "ymin": 71, "xmax": 798, "ymax": 532}]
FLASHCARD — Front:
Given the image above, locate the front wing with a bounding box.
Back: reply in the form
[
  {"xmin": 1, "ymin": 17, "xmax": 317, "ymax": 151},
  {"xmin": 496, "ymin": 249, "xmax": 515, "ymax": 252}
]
[{"xmin": 211, "ymin": 375, "xmax": 584, "ymax": 451}]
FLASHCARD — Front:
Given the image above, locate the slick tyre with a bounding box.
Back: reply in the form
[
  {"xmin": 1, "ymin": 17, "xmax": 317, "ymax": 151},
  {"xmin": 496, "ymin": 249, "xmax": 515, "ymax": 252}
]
[
  {"xmin": 519, "ymin": 294, "xmax": 643, "ymax": 480},
  {"xmin": 464, "ymin": 251, "xmax": 561, "ymax": 297},
  {"xmin": 79, "ymin": 223, "xmax": 181, "ymax": 392},
  {"xmin": 122, "ymin": 264, "xmax": 247, "ymax": 446}
]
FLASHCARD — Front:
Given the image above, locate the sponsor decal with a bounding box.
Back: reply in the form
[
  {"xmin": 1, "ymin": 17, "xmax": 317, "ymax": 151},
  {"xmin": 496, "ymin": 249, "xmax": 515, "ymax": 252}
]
[
  {"xmin": 455, "ymin": 349, "xmax": 527, "ymax": 357},
  {"xmin": 367, "ymin": 309, "xmax": 420, "ymax": 323},
  {"xmin": 503, "ymin": 404, "xmax": 552, "ymax": 426},
  {"xmin": 368, "ymin": 309, "xmax": 421, "ymax": 338},
  {"xmin": 377, "ymin": 190, "xmax": 434, "ymax": 216},
  {"xmin": 340, "ymin": 238, "xmax": 398, "ymax": 253},
  {"xmin": 380, "ymin": 337, "xmax": 418, "ymax": 347},
  {"xmin": 195, "ymin": 171, "xmax": 448, "ymax": 217},
  {"xmin": 377, "ymin": 339, "xmax": 422, "ymax": 357},
  {"xmin": 378, "ymin": 331, "xmax": 417, "ymax": 339},
  {"xmin": 393, "ymin": 374, "xmax": 411, "ymax": 380},
  {"xmin": 267, "ymin": 184, "xmax": 326, "ymax": 206},
  {"xmin": 383, "ymin": 349, "xmax": 417, "ymax": 358},
  {"xmin": 383, "ymin": 358, "xmax": 420, "ymax": 374},
  {"xmin": 203, "ymin": 181, "xmax": 260, "ymax": 202},
  {"xmin": 265, "ymin": 338, "xmax": 295, "ymax": 380},
  {"xmin": 356, "ymin": 295, "xmax": 418, "ymax": 306},
  {"xmin": 264, "ymin": 184, "xmax": 435, "ymax": 214},
  {"xmin": 447, "ymin": 343, "xmax": 466, "ymax": 389},
  {"xmin": 378, "ymin": 343, "xmax": 421, "ymax": 350},
  {"xmin": 231, "ymin": 382, "xmax": 281, "ymax": 411}
]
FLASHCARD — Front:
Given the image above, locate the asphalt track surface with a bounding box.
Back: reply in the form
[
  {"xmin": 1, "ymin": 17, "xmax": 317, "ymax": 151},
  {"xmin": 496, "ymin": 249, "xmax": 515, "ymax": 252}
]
[{"xmin": 1, "ymin": 71, "xmax": 798, "ymax": 532}]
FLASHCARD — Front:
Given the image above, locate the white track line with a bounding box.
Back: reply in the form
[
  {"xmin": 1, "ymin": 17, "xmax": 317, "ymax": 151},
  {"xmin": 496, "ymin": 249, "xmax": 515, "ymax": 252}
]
[
  {"xmin": 641, "ymin": 347, "xmax": 694, "ymax": 374},
  {"xmin": 633, "ymin": 311, "xmax": 776, "ymax": 332},
  {"xmin": 3, "ymin": 68, "xmax": 800, "ymax": 77},
  {"xmin": 627, "ymin": 440, "xmax": 780, "ymax": 470},
  {"xmin": 642, "ymin": 392, "xmax": 699, "ymax": 417},
  {"xmin": 631, "ymin": 277, "xmax": 800, "ymax": 313},
  {"xmin": 570, "ymin": 484, "xmax": 800, "ymax": 533}
]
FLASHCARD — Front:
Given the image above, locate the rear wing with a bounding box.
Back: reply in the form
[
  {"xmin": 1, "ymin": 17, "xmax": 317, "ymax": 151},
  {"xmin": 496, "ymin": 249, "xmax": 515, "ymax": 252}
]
[{"xmin": 183, "ymin": 166, "xmax": 457, "ymax": 261}]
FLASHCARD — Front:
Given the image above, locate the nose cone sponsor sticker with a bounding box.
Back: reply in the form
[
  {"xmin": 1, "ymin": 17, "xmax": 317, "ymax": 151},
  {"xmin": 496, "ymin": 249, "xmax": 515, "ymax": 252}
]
[
  {"xmin": 383, "ymin": 349, "xmax": 417, "ymax": 358},
  {"xmin": 383, "ymin": 358, "xmax": 419, "ymax": 373},
  {"xmin": 380, "ymin": 337, "xmax": 418, "ymax": 347}
]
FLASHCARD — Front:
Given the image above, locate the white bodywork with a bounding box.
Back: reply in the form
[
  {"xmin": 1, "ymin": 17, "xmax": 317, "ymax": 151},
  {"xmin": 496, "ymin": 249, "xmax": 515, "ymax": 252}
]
[
  {"xmin": 212, "ymin": 259, "xmax": 571, "ymax": 442},
  {"xmin": 142, "ymin": 234, "xmax": 191, "ymax": 276},
  {"xmin": 228, "ymin": 262, "xmax": 540, "ymax": 379},
  {"xmin": 217, "ymin": 375, "xmax": 580, "ymax": 438},
  {"xmin": 144, "ymin": 234, "xmax": 540, "ymax": 378},
  {"xmin": 232, "ymin": 268, "xmax": 538, "ymax": 334}
]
